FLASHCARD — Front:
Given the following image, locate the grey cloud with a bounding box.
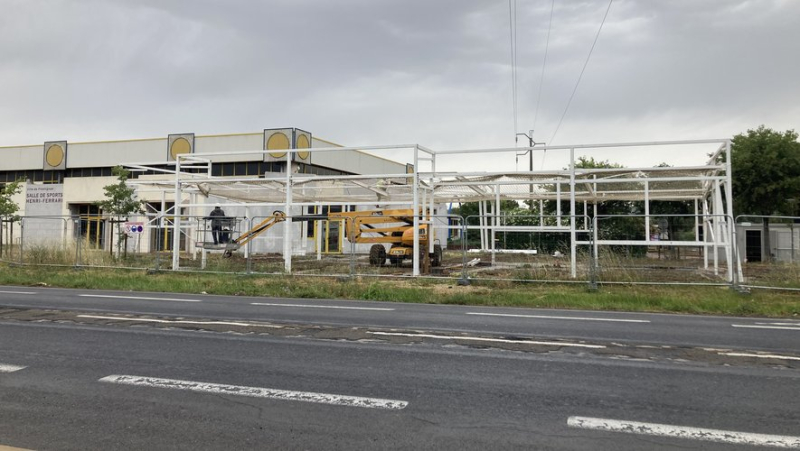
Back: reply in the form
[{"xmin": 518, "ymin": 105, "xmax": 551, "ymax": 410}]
[{"xmin": 0, "ymin": 0, "xmax": 797, "ymax": 152}]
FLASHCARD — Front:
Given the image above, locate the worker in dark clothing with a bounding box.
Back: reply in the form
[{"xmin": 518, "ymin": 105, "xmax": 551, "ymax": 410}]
[{"xmin": 206, "ymin": 204, "xmax": 227, "ymax": 245}]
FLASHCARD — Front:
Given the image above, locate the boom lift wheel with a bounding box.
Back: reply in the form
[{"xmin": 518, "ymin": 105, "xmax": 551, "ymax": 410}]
[
  {"xmin": 432, "ymin": 244, "xmax": 443, "ymax": 267},
  {"xmin": 369, "ymin": 244, "xmax": 387, "ymax": 267}
]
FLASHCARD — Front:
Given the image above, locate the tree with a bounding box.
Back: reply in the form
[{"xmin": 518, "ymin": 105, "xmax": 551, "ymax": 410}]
[
  {"xmin": 731, "ymin": 126, "xmax": 800, "ymax": 261},
  {"xmin": 548, "ymin": 157, "xmax": 646, "ymax": 254},
  {"xmin": 0, "ymin": 180, "xmax": 22, "ymax": 256},
  {"xmin": 0, "ymin": 180, "xmax": 22, "ymax": 217},
  {"xmin": 96, "ymin": 166, "xmax": 144, "ymax": 258}
]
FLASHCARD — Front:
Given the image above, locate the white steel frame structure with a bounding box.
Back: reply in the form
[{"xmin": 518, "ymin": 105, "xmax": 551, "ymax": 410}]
[{"xmin": 126, "ymin": 139, "xmax": 737, "ymax": 283}]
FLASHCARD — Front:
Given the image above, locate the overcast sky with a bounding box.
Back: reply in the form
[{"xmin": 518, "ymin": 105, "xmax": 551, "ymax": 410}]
[{"xmin": 1, "ymin": 0, "xmax": 798, "ymax": 168}]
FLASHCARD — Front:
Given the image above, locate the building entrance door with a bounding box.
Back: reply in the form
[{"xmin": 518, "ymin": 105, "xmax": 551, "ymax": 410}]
[{"xmin": 745, "ymin": 229, "xmax": 762, "ymax": 262}]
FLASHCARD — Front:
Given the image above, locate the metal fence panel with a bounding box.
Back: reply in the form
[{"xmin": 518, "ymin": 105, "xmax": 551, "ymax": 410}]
[{"xmin": 736, "ymin": 215, "xmax": 800, "ymax": 290}]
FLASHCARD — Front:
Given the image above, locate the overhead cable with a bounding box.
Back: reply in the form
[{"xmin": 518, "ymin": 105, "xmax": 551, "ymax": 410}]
[
  {"xmin": 532, "ymin": 0, "xmax": 555, "ymax": 136},
  {"xmin": 509, "ymin": 0, "xmax": 518, "ymax": 141},
  {"xmin": 549, "ymin": 0, "xmax": 613, "ymax": 145}
]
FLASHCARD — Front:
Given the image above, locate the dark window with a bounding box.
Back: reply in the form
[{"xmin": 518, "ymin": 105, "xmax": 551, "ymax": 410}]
[
  {"xmin": 247, "ymin": 162, "xmax": 259, "ymax": 176},
  {"xmin": 222, "ymin": 163, "xmax": 234, "ymax": 177}
]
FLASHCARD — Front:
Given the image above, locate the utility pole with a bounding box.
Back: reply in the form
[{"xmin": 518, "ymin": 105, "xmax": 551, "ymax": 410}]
[{"xmin": 516, "ymin": 130, "xmax": 544, "ymax": 212}]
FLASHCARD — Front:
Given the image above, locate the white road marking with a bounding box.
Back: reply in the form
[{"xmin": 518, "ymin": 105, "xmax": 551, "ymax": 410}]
[
  {"xmin": 719, "ymin": 352, "xmax": 800, "ymax": 361},
  {"xmin": 79, "ymin": 294, "xmax": 201, "ymax": 303},
  {"xmin": 756, "ymin": 322, "xmax": 800, "ymax": 326},
  {"xmin": 733, "ymin": 324, "xmax": 800, "ymax": 331},
  {"xmin": 368, "ymin": 331, "xmax": 605, "ymax": 349},
  {"xmin": 0, "ymin": 364, "xmax": 26, "ymax": 373},
  {"xmin": 251, "ymin": 302, "xmax": 394, "ymax": 311},
  {"xmin": 0, "ymin": 291, "xmax": 36, "ymax": 295},
  {"xmin": 77, "ymin": 315, "xmax": 281, "ymax": 328},
  {"xmin": 466, "ymin": 312, "xmax": 650, "ymax": 323},
  {"xmin": 567, "ymin": 416, "xmax": 800, "ymax": 448},
  {"xmin": 99, "ymin": 375, "xmax": 407, "ymax": 410}
]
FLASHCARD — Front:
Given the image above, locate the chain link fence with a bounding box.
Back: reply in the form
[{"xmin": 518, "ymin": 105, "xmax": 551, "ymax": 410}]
[
  {"xmin": 591, "ymin": 214, "xmax": 734, "ymax": 286},
  {"xmin": 459, "ymin": 214, "xmax": 591, "ymax": 284},
  {"xmin": 736, "ymin": 215, "xmax": 800, "ymax": 290},
  {"xmin": 4, "ymin": 212, "xmax": 799, "ymax": 292}
]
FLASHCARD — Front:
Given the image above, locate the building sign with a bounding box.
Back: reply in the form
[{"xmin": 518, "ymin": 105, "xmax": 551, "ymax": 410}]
[
  {"xmin": 124, "ymin": 222, "xmax": 144, "ymax": 234},
  {"xmin": 25, "ymin": 184, "xmax": 64, "ymax": 212},
  {"xmin": 24, "ymin": 184, "xmax": 65, "ymax": 245}
]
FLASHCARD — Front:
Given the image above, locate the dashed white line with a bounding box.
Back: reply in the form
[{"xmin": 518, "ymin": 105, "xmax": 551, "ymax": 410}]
[
  {"xmin": 719, "ymin": 352, "xmax": 800, "ymax": 361},
  {"xmin": 367, "ymin": 331, "xmax": 605, "ymax": 348},
  {"xmin": 567, "ymin": 416, "xmax": 800, "ymax": 448},
  {"xmin": 0, "ymin": 291, "xmax": 37, "ymax": 295},
  {"xmin": 732, "ymin": 324, "xmax": 800, "ymax": 331},
  {"xmin": 99, "ymin": 375, "xmax": 407, "ymax": 410},
  {"xmin": 77, "ymin": 315, "xmax": 281, "ymax": 328},
  {"xmin": 0, "ymin": 364, "xmax": 26, "ymax": 373},
  {"xmin": 466, "ymin": 312, "xmax": 650, "ymax": 323},
  {"xmin": 79, "ymin": 294, "xmax": 201, "ymax": 303},
  {"xmin": 251, "ymin": 302, "xmax": 394, "ymax": 311}
]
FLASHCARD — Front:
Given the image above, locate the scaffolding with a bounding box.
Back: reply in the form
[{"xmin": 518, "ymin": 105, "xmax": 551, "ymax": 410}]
[{"xmin": 126, "ymin": 139, "xmax": 737, "ymax": 282}]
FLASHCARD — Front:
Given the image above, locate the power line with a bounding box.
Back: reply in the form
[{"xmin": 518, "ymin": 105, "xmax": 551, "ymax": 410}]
[
  {"xmin": 509, "ymin": 0, "xmax": 518, "ymax": 140},
  {"xmin": 549, "ymin": 0, "xmax": 613, "ymax": 145},
  {"xmin": 532, "ymin": 0, "xmax": 555, "ymax": 135}
]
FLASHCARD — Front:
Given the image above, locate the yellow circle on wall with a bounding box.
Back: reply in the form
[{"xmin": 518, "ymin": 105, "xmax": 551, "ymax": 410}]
[
  {"xmin": 267, "ymin": 133, "xmax": 290, "ymax": 158},
  {"xmin": 170, "ymin": 137, "xmax": 192, "ymax": 160},
  {"xmin": 296, "ymin": 134, "xmax": 310, "ymax": 160},
  {"xmin": 45, "ymin": 144, "xmax": 64, "ymax": 167}
]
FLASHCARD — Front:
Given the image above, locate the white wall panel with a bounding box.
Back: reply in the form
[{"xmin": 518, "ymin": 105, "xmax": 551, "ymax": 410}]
[
  {"xmin": 68, "ymin": 139, "xmax": 166, "ymax": 168},
  {"xmin": 0, "ymin": 146, "xmax": 41, "ymax": 170},
  {"xmin": 195, "ymin": 133, "xmax": 263, "ymax": 162}
]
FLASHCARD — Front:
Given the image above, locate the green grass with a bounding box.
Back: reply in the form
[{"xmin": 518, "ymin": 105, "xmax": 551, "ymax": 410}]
[{"xmin": 0, "ymin": 264, "xmax": 798, "ymax": 318}]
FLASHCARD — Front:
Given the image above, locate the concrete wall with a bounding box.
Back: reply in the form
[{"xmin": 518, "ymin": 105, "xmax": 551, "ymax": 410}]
[{"xmin": 0, "ymin": 145, "xmax": 41, "ymax": 171}]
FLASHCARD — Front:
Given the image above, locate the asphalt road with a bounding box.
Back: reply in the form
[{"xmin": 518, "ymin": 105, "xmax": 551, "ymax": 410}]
[
  {"xmin": 0, "ymin": 286, "xmax": 798, "ymax": 353},
  {"xmin": 1, "ymin": 286, "xmax": 799, "ymax": 450}
]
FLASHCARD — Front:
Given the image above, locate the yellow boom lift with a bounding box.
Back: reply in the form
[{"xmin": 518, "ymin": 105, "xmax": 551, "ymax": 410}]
[{"xmin": 222, "ymin": 208, "xmax": 443, "ymax": 269}]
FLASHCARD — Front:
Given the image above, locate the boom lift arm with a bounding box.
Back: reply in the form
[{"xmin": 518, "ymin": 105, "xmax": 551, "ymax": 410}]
[{"xmin": 222, "ymin": 210, "xmax": 286, "ymax": 257}]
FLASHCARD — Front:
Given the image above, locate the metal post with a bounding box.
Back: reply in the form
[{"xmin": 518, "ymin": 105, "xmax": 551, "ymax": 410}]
[
  {"xmin": 715, "ymin": 179, "xmax": 732, "ymax": 282},
  {"xmin": 19, "ymin": 217, "xmax": 24, "ymax": 265},
  {"xmin": 556, "ymin": 180, "xmax": 562, "ymax": 226},
  {"xmin": 489, "ymin": 198, "xmax": 495, "ymax": 266},
  {"xmin": 349, "ymin": 231, "xmax": 356, "ymax": 277},
  {"xmin": 284, "ymin": 152, "xmax": 293, "ymax": 273},
  {"xmin": 75, "ymin": 217, "xmax": 82, "ymax": 267},
  {"xmin": 493, "ymin": 184, "xmax": 500, "ymax": 267},
  {"xmin": 593, "ymin": 203, "xmax": 599, "ymax": 270},
  {"xmin": 569, "ymin": 148, "xmax": 577, "ymax": 278},
  {"xmin": 244, "ymin": 207, "xmax": 250, "ymax": 261},
  {"xmin": 316, "ymin": 204, "xmax": 322, "ymax": 261},
  {"xmin": 154, "ymin": 226, "xmax": 160, "ymax": 271},
  {"xmin": 644, "ymin": 180, "xmax": 650, "ymax": 243},
  {"xmin": 724, "ymin": 140, "xmax": 737, "ymax": 285},
  {"xmin": 412, "ymin": 145, "xmax": 420, "ymax": 276},
  {"xmin": 712, "ymin": 184, "xmax": 720, "ymax": 276},
  {"xmin": 479, "ymin": 201, "xmax": 486, "ymax": 251},
  {"xmin": 171, "ymin": 156, "xmax": 182, "ymax": 270},
  {"xmin": 246, "ymin": 217, "xmax": 253, "ymax": 275},
  {"xmin": 703, "ymin": 199, "xmax": 709, "ymax": 270},
  {"xmin": 539, "ymin": 199, "xmax": 544, "ymax": 227},
  {"xmin": 459, "ymin": 218, "xmax": 470, "ymax": 286}
]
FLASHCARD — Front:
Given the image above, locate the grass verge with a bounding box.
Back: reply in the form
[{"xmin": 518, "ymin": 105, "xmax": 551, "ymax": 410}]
[{"xmin": 0, "ymin": 265, "xmax": 798, "ymax": 318}]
